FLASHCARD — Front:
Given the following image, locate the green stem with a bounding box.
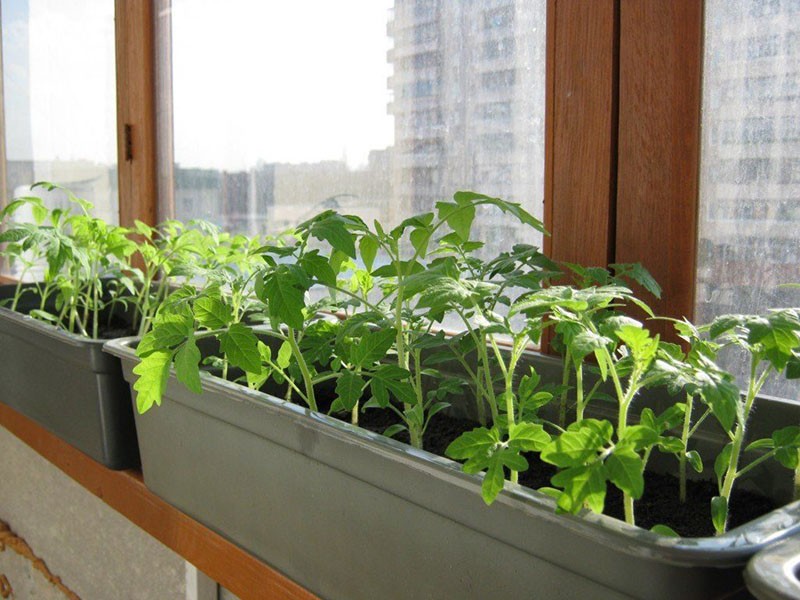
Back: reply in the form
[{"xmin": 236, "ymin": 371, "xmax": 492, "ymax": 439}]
[
  {"xmin": 679, "ymin": 393, "xmax": 694, "ymax": 504},
  {"xmin": 287, "ymin": 327, "xmax": 317, "ymax": 412},
  {"xmin": 575, "ymin": 362, "xmax": 585, "ymax": 422},
  {"xmin": 718, "ymin": 359, "xmax": 768, "ymax": 533},
  {"xmin": 559, "ymin": 349, "xmax": 572, "ymax": 429}
]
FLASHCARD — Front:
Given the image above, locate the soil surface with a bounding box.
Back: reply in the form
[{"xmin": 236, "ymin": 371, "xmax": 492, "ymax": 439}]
[{"xmin": 325, "ymin": 402, "xmax": 778, "ymax": 538}]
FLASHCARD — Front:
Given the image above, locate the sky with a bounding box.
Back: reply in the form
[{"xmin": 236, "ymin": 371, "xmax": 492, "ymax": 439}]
[
  {"xmin": 4, "ymin": 0, "xmax": 395, "ymax": 171},
  {"xmin": 171, "ymin": 0, "xmax": 395, "ymax": 170}
]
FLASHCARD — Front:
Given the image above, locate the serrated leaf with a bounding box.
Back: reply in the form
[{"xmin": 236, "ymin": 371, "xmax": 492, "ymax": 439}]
[
  {"xmin": 482, "ymin": 457, "xmax": 506, "ymax": 505},
  {"xmin": 352, "ymin": 329, "xmax": 395, "ymax": 367},
  {"xmin": 606, "ymin": 448, "xmax": 644, "ymax": 499},
  {"xmin": 445, "ymin": 427, "xmax": 498, "ymax": 460},
  {"xmin": 193, "ymin": 295, "xmax": 233, "ymax": 329},
  {"xmin": 508, "ymin": 422, "xmax": 550, "ymax": 452},
  {"xmin": 409, "ymin": 227, "xmax": 432, "ymax": 258},
  {"xmin": 277, "ymin": 340, "xmax": 292, "ymax": 369},
  {"xmin": 175, "ymin": 336, "xmax": 202, "ymax": 393},
  {"xmin": 620, "ymin": 425, "xmax": 659, "ymax": 451},
  {"xmin": 359, "ymin": 236, "xmax": 378, "ymax": 271},
  {"xmin": 219, "ymin": 323, "xmax": 261, "ymax": 373},
  {"xmin": 311, "ymin": 215, "xmax": 356, "ymax": 258},
  {"xmin": 552, "ymin": 464, "xmax": 607, "ymax": 514},
  {"xmin": 335, "ymin": 371, "xmax": 366, "ymax": 411},
  {"xmin": 541, "ymin": 419, "xmax": 612, "ymax": 467},
  {"xmin": 132, "ymin": 350, "xmax": 173, "ymax": 413},
  {"xmin": 259, "ymin": 266, "xmax": 308, "ymax": 329}
]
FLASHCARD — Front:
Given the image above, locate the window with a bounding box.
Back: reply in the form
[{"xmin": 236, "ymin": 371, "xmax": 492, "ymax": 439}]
[
  {"xmin": 698, "ymin": 0, "xmax": 800, "ymax": 398},
  {"xmin": 158, "ymin": 1, "xmax": 547, "ymax": 262},
  {"xmin": 1, "ymin": 0, "xmax": 118, "ymax": 227},
  {"xmin": 484, "ymin": 38, "xmax": 515, "ymax": 60},
  {"xmin": 483, "ymin": 5, "xmax": 514, "ymax": 30},
  {"xmin": 481, "ymin": 69, "xmax": 516, "ymax": 90}
]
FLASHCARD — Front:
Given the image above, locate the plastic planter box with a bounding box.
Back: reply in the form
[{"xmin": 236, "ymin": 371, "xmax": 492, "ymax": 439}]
[
  {"xmin": 0, "ymin": 284, "xmax": 138, "ymax": 469},
  {"xmin": 105, "ymin": 336, "xmax": 800, "ymax": 599},
  {"xmin": 746, "ymin": 535, "xmax": 800, "ymax": 599}
]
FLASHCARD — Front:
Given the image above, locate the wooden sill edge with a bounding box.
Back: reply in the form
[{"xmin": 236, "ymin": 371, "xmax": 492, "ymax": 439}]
[{"xmin": 0, "ymin": 403, "xmax": 318, "ymax": 600}]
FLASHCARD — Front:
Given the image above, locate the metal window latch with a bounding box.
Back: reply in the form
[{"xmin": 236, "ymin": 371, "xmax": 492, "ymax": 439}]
[{"xmin": 124, "ymin": 124, "xmax": 134, "ymax": 161}]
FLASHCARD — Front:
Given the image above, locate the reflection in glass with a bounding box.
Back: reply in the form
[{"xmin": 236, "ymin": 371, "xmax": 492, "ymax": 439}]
[
  {"xmin": 159, "ymin": 1, "xmax": 546, "ymax": 261},
  {"xmin": 1, "ymin": 0, "xmax": 118, "ymax": 227},
  {"xmin": 698, "ymin": 0, "xmax": 800, "ymax": 398}
]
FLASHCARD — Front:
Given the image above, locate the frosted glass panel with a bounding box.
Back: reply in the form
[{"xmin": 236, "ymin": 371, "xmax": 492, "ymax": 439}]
[
  {"xmin": 158, "ymin": 0, "xmax": 546, "ymax": 258},
  {"xmin": 698, "ymin": 0, "xmax": 800, "ymax": 398},
  {"xmin": 1, "ymin": 0, "xmax": 118, "ymax": 226}
]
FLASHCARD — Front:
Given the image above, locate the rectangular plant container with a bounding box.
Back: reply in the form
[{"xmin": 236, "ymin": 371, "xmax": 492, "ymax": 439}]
[
  {"xmin": 0, "ymin": 284, "xmax": 138, "ymax": 469},
  {"xmin": 105, "ymin": 336, "xmax": 800, "ymax": 600}
]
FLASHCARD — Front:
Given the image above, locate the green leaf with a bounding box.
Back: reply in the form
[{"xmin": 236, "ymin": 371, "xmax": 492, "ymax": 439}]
[
  {"xmin": 132, "ymin": 350, "xmax": 173, "ymax": 413},
  {"xmin": 445, "ymin": 427, "xmax": 498, "ymax": 461},
  {"xmin": 482, "ymin": 458, "xmax": 506, "ymax": 505},
  {"xmin": 610, "ymin": 262, "xmax": 662, "ymax": 299},
  {"xmin": 371, "ymin": 364, "xmax": 416, "ymax": 405},
  {"xmin": 714, "ymin": 443, "xmax": 733, "ymax": 483},
  {"xmin": 335, "ymin": 371, "xmax": 366, "ymax": 411},
  {"xmin": 703, "ymin": 378, "xmax": 740, "ymax": 432},
  {"xmin": 310, "ymin": 214, "xmax": 356, "ymax": 258},
  {"xmin": 508, "ymin": 422, "xmax": 550, "ymax": 452},
  {"xmin": 570, "ymin": 330, "xmax": 613, "ymax": 361},
  {"xmin": 686, "ymin": 450, "xmax": 703, "ymax": 473},
  {"xmin": 711, "ymin": 496, "xmax": 728, "ymax": 534},
  {"xmin": 149, "ymin": 314, "xmax": 193, "ymax": 349},
  {"xmin": 541, "ymin": 420, "xmax": 612, "ymax": 468},
  {"xmin": 193, "ymin": 295, "xmax": 233, "ymax": 329},
  {"xmin": 352, "ymin": 329, "xmax": 396, "ymax": 367},
  {"xmin": 219, "ymin": 323, "xmax": 261, "ymax": 373},
  {"xmin": 259, "ymin": 266, "xmax": 308, "ymax": 330},
  {"xmin": 409, "ymin": 227, "xmax": 432, "ymax": 258},
  {"xmin": 301, "ymin": 252, "xmax": 337, "ymax": 286},
  {"xmin": 651, "ymin": 524, "xmax": 680, "ymax": 537},
  {"xmin": 438, "ymin": 201, "xmax": 475, "ymax": 242},
  {"xmin": 619, "ymin": 425, "xmax": 659, "ymax": 451},
  {"xmin": 551, "ymin": 464, "xmax": 607, "ymax": 514},
  {"xmin": 359, "ymin": 236, "xmax": 379, "ymax": 271},
  {"xmin": 383, "ymin": 423, "xmax": 407, "ymax": 439},
  {"xmin": 709, "ymin": 315, "xmax": 742, "ymax": 340},
  {"xmin": 606, "ymin": 448, "xmax": 645, "ymax": 499},
  {"xmin": 772, "ymin": 426, "xmax": 800, "ymax": 469},
  {"xmin": 276, "ymin": 340, "xmax": 293, "ymax": 368},
  {"xmin": 175, "ymin": 336, "xmax": 202, "ymax": 394}
]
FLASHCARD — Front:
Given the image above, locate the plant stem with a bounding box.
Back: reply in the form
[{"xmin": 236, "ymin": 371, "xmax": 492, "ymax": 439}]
[
  {"xmin": 575, "ymin": 362, "xmax": 585, "ymax": 422},
  {"xmin": 679, "ymin": 393, "xmax": 694, "ymax": 504},
  {"xmin": 559, "ymin": 350, "xmax": 572, "ymax": 429},
  {"xmin": 718, "ymin": 358, "xmax": 769, "ymax": 534},
  {"xmin": 287, "ymin": 327, "xmax": 317, "ymax": 412}
]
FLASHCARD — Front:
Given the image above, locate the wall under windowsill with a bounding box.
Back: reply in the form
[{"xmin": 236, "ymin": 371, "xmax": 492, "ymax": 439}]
[{"xmin": 0, "ymin": 404, "xmax": 316, "ymax": 600}]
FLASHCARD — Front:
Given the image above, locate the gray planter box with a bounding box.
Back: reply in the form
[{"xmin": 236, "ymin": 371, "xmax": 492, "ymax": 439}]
[
  {"xmin": 105, "ymin": 336, "xmax": 800, "ymax": 599},
  {"xmin": 0, "ymin": 285, "xmax": 138, "ymax": 469},
  {"xmin": 746, "ymin": 535, "xmax": 800, "ymax": 599}
]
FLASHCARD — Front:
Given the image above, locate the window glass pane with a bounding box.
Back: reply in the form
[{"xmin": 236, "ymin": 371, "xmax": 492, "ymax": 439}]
[
  {"xmin": 159, "ymin": 0, "xmax": 546, "ymax": 260},
  {"xmin": 0, "ymin": 0, "xmax": 118, "ymax": 236},
  {"xmin": 698, "ymin": 0, "xmax": 800, "ymax": 398}
]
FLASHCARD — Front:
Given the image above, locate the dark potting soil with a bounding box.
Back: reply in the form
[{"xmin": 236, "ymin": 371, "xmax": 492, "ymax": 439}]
[{"xmin": 327, "ymin": 404, "xmax": 778, "ymax": 538}]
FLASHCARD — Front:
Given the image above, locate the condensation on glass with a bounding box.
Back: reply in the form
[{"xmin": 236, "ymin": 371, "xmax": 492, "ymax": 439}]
[
  {"xmin": 156, "ymin": 0, "xmax": 546, "ymax": 260},
  {"xmin": 699, "ymin": 0, "xmax": 800, "ymax": 398},
  {"xmin": 0, "ymin": 0, "xmax": 118, "ymax": 233}
]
